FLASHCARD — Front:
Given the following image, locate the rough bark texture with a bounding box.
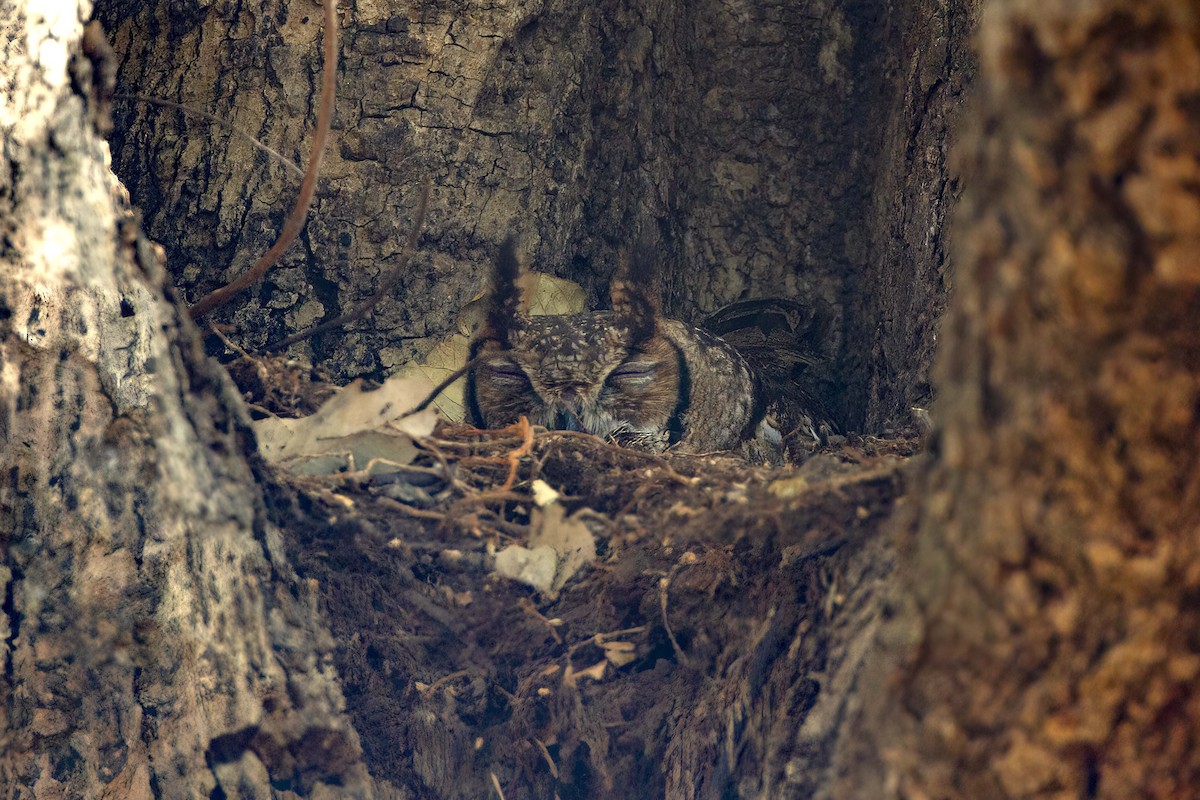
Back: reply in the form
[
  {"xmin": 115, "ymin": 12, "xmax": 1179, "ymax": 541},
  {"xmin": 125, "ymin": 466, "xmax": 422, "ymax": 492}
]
[
  {"xmin": 86, "ymin": 0, "xmax": 983, "ymax": 795},
  {"xmin": 99, "ymin": 0, "xmax": 973, "ymax": 431},
  {"xmin": 0, "ymin": 3, "xmax": 373, "ymax": 796},
  {"xmin": 859, "ymin": 0, "xmax": 978, "ymax": 431},
  {"xmin": 836, "ymin": 0, "xmax": 1200, "ymax": 796}
]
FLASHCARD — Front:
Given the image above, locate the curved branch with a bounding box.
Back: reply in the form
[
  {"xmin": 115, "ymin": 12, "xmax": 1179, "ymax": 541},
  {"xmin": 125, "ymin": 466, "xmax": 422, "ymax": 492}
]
[{"xmin": 189, "ymin": 0, "xmax": 338, "ymax": 320}]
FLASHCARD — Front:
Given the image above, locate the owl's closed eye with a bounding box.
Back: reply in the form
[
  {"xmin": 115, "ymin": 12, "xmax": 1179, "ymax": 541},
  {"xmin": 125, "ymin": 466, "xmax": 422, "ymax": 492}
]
[{"xmin": 466, "ymin": 239, "xmax": 765, "ymax": 453}]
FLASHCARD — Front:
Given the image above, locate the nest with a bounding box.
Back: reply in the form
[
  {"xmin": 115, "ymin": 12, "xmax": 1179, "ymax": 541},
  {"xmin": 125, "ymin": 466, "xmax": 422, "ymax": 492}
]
[{"xmin": 227, "ymin": 347, "xmax": 920, "ymax": 797}]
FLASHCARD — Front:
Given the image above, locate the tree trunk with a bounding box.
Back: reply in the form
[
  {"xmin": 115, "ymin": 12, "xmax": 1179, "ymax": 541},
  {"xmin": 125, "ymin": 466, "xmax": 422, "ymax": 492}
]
[
  {"xmin": 835, "ymin": 0, "xmax": 1200, "ymax": 796},
  {"xmin": 99, "ymin": 0, "xmax": 971, "ymax": 431},
  {"xmin": 0, "ymin": 3, "xmax": 373, "ymax": 797}
]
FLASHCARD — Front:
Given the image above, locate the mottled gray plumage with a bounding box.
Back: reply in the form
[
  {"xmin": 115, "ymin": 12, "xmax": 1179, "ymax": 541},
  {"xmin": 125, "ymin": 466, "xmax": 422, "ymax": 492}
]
[{"xmin": 467, "ymin": 240, "xmax": 766, "ymax": 453}]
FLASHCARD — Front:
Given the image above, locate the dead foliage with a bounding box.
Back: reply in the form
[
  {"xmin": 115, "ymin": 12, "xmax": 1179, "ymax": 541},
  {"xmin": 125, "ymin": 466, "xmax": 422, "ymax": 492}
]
[{"xmin": 214, "ymin": 324, "xmax": 337, "ymax": 418}]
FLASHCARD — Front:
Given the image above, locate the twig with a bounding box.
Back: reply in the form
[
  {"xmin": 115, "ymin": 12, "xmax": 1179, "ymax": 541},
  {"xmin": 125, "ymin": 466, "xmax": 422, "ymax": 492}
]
[
  {"xmin": 489, "ymin": 772, "xmax": 506, "ymax": 800},
  {"xmin": 462, "ymin": 512, "xmax": 527, "ymax": 539},
  {"xmin": 518, "ymin": 597, "xmax": 563, "ymax": 644},
  {"xmin": 114, "ymin": 93, "xmax": 305, "ymax": 178},
  {"xmin": 377, "ymin": 496, "xmax": 447, "ymax": 521},
  {"xmin": 424, "ymin": 429, "xmax": 529, "ymax": 451},
  {"xmin": 266, "ymin": 179, "xmax": 433, "ymax": 351},
  {"xmin": 533, "ymin": 738, "xmax": 559, "ymax": 778},
  {"xmin": 190, "ymin": 0, "xmax": 338, "ymax": 320},
  {"xmin": 565, "ymin": 626, "xmax": 648, "ymax": 658},
  {"xmin": 454, "ymin": 490, "xmax": 529, "ymax": 505},
  {"xmin": 419, "ymin": 437, "xmax": 476, "ymax": 495},
  {"xmin": 418, "ymin": 669, "xmax": 468, "ymax": 698},
  {"xmin": 659, "ymin": 560, "xmax": 693, "ymax": 668},
  {"xmin": 501, "ymin": 417, "xmax": 533, "ymax": 491},
  {"xmin": 207, "ymin": 320, "xmax": 257, "ymax": 360}
]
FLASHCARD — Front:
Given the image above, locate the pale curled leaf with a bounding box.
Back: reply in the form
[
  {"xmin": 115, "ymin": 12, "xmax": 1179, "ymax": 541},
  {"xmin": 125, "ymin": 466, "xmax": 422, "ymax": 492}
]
[
  {"xmin": 253, "ymin": 374, "xmax": 437, "ymax": 474},
  {"xmin": 462, "ymin": 271, "xmax": 588, "ymax": 323},
  {"xmin": 492, "ymin": 503, "xmax": 596, "ymax": 599},
  {"xmin": 393, "ymin": 333, "xmax": 471, "ymax": 421},
  {"xmin": 523, "ymin": 273, "xmax": 587, "ymax": 317}
]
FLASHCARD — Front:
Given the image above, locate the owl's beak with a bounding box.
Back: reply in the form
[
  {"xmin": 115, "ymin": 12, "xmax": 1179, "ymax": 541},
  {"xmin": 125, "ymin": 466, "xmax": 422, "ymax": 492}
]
[
  {"xmin": 552, "ymin": 388, "xmax": 583, "ymax": 431},
  {"xmin": 553, "ymin": 409, "xmax": 581, "ymax": 431}
]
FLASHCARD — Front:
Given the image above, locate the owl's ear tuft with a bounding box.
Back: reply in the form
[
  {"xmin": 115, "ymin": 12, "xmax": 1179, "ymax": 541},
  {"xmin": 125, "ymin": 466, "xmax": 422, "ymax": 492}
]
[
  {"xmin": 611, "ymin": 245, "xmax": 659, "ymax": 344},
  {"xmin": 487, "ymin": 236, "xmax": 528, "ymax": 346}
]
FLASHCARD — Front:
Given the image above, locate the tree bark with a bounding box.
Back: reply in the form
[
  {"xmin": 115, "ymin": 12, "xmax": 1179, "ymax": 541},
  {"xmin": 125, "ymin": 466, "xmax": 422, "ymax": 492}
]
[
  {"xmin": 836, "ymin": 0, "xmax": 1200, "ymax": 796},
  {"xmin": 0, "ymin": 3, "xmax": 373, "ymax": 797},
  {"xmin": 99, "ymin": 0, "xmax": 971, "ymax": 431}
]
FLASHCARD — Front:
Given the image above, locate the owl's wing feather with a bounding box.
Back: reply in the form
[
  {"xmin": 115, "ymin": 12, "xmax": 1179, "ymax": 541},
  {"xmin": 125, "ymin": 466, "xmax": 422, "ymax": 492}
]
[{"xmin": 700, "ymin": 298, "xmax": 840, "ymax": 440}]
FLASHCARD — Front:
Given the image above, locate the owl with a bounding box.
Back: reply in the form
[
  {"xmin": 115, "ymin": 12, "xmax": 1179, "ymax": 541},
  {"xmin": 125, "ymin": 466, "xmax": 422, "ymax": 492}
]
[{"xmin": 466, "ymin": 238, "xmax": 770, "ymax": 453}]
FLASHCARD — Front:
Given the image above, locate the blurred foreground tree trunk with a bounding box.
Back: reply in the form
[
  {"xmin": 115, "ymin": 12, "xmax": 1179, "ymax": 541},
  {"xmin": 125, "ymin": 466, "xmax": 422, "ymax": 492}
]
[
  {"xmin": 0, "ymin": 3, "xmax": 373, "ymax": 797},
  {"xmin": 835, "ymin": 0, "xmax": 1200, "ymax": 797}
]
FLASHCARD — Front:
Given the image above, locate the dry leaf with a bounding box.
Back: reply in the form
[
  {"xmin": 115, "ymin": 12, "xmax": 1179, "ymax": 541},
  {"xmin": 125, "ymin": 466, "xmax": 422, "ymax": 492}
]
[
  {"xmin": 493, "ymin": 546, "xmax": 560, "ymax": 595},
  {"xmin": 601, "ymin": 640, "xmax": 637, "ymax": 668},
  {"xmin": 289, "ymin": 430, "xmax": 420, "ymax": 477},
  {"xmin": 393, "ymin": 333, "xmax": 471, "ymax": 420},
  {"xmin": 254, "ymin": 375, "xmax": 437, "ymax": 475},
  {"xmin": 564, "ymin": 659, "xmax": 607, "ymax": 686},
  {"xmin": 522, "ymin": 273, "xmax": 587, "ymax": 316},
  {"xmin": 493, "ymin": 503, "xmax": 596, "ymax": 598},
  {"xmin": 531, "ymin": 479, "xmax": 561, "ymax": 507},
  {"xmin": 530, "ymin": 504, "xmax": 596, "ymax": 596}
]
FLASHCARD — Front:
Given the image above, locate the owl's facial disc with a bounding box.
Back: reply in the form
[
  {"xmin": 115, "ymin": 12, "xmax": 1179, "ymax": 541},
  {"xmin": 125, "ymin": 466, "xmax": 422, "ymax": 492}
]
[{"xmin": 469, "ymin": 313, "xmax": 682, "ymax": 445}]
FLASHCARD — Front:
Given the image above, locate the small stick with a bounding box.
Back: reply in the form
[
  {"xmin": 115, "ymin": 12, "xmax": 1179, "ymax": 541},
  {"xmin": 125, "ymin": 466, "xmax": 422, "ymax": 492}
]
[
  {"xmin": 114, "ymin": 93, "xmax": 305, "ymax": 178},
  {"xmin": 519, "ymin": 597, "xmax": 563, "ymax": 645},
  {"xmin": 377, "ymin": 496, "xmax": 447, "ymax": 521},
  {"xmin": 500, "ymin": 417, "xmax": 533, "ymax": 491},
  {"xmin": 418, "ymin": 669, "xmax": 469, "ymax": 698},
  {"xmin": 402, "ymin": 353, "xmax": 482, "ymax": 416},
  {"xmin": 190, "ymin": 0, "xmax": 338, "ymax": 320},
  {"xmin": 533, "ymin": 738, "xmax": 559, "ymax": 778},
  {"xmin": 207, "ymin": 320, "xmax": 257, "ymax": 360},
  {"xmin": 489, "ymin": 772, "xmax": 506, "ymax": 800},
  {"xmin": 659, "ymin": 568, "xmax": 690, "ymax": 668}
]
